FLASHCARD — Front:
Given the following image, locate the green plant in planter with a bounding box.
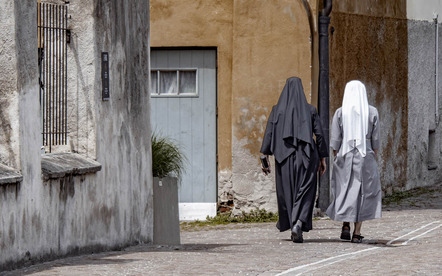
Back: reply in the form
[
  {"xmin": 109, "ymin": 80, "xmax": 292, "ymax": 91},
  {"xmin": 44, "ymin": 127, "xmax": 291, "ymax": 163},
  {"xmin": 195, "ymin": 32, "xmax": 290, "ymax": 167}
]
[{"xmin": 151, "ymin": 132, "xmax": 186, "ymax": 179}]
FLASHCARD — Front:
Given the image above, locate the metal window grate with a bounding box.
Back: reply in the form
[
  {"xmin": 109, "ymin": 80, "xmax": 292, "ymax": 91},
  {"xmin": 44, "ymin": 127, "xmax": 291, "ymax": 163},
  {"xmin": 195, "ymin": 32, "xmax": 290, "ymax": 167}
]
[{"xmin": 38, "ymin": 2, "xmax": 69, "ymax": 152}]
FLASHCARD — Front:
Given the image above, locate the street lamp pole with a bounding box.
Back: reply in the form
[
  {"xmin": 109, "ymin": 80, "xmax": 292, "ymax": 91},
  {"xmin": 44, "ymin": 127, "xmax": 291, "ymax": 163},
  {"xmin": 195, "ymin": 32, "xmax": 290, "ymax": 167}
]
[{"xmin": 318, "ymin": 0, "xmax": 332, "ymax": 212}]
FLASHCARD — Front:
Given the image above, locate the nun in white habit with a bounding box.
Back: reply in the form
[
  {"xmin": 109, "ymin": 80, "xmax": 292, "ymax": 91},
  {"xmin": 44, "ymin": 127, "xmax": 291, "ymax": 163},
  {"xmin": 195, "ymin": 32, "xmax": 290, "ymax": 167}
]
[{"xmin": 326, "ymin": 80, "xmax": 382, "ymax": 243}]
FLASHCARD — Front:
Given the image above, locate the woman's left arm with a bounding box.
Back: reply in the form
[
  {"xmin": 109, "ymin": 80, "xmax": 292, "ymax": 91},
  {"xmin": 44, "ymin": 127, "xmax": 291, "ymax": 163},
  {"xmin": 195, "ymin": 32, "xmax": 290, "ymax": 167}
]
[
  {"xmin": 371, "ymin": 108, "xmax": 380, "ymax": 157},
  {"xmin": 312, "ymin": 107, "xmax": 329, "ymax": 158},
  {"xmin": 311, "ymin": 107, "xmax": 328, "ymax": 176}
]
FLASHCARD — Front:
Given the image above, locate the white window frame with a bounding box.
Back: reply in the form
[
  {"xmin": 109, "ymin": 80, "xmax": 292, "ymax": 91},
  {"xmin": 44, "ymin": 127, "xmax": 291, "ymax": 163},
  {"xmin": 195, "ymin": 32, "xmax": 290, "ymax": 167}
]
[{"xmin": 150, "ymin": 68, "xmax": 199, "ymax": 98}]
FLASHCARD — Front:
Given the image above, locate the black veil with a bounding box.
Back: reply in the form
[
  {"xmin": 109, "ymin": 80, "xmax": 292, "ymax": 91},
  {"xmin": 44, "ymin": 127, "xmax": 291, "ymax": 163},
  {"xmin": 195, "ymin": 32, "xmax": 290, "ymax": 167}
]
[{"xmin": 262, "ymin": 77, "xmax": 313, "ymax": 163}]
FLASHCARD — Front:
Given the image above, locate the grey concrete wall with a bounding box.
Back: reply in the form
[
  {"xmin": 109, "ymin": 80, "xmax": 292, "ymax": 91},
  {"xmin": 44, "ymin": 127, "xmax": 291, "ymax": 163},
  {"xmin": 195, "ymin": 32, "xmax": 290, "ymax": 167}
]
[
  {"xmin": 1, "ymin": 0, "xmax": 45, "ymax": 268},
  {"xmin": 64, "ymin": 0, "xmax": 97, "ymax": 156},
  {"xmin": 93, "ymin": 0, "xmax": 153, "ymax": 241},
  {"xmin": 407, "ymin": 20, "xmax": 442, "ymax": 189},
  {"xmin": 0, "ymin": 0, "xmax": 153, "ymax": 270},
  {"xmin": 0, "ymin": 1, "xmax": 20, "ymax": 169}
]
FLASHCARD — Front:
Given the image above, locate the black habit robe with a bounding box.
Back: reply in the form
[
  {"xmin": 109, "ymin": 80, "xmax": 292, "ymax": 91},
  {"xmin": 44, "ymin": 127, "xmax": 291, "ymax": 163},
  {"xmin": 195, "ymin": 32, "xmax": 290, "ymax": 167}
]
[{"xmin": 260, "ymin": 77, "xmax": 329, "ymax": 232}]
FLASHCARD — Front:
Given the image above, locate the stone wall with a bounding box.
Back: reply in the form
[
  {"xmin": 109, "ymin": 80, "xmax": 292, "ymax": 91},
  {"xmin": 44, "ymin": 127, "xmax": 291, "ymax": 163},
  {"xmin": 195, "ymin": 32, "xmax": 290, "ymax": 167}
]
[{"xmin": 0, "ymin": 0, "xmax": 153, "ymax": 270}]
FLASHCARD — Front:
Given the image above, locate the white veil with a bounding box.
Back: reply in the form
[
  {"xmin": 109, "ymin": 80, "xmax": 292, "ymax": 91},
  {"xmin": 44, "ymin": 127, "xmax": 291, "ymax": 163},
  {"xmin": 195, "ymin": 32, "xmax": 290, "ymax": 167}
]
[{"xmin": 340, "ymin": 80, "xmax": 369, "ymax": 157}]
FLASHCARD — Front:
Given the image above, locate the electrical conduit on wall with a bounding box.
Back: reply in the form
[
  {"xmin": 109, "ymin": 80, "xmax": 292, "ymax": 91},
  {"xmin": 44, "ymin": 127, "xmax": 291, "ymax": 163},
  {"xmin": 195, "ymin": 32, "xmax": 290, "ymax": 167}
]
[{"xmin": 428, "ymin": 13, "xmax": 439, "ymax": 170}]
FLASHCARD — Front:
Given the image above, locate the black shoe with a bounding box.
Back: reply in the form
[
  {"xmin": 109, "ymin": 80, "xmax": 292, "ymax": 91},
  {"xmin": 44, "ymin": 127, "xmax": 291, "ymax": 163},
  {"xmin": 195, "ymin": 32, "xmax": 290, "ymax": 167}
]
[
  {"xmin": 340, "ymin": 224, "xmax": 351, "ymax": 240},
  {"xmin": 351, "ymin": 234, "xmax": 364, "ymax": 243},
  {"xmin": 291, "ymin": 224, "xmax": 303, "ymax": 243}
]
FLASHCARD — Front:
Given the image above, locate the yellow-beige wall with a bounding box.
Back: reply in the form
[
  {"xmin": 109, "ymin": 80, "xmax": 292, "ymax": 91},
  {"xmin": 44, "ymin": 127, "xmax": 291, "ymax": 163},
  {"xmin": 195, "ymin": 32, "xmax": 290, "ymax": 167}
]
[
  {"xmin": 150, "ymin": 0, "xmax": 319, "ymax": 213},
  {"xmin": 150, "ymin": 0, "xmax": 234, "ymax": 171},
  {"xmin": 151, "ymin": 0, "xmax": 442, "ymax": 211},
  {"xmin": 150, "ymin": 0, "xmax": 318, "ymax": 168}
]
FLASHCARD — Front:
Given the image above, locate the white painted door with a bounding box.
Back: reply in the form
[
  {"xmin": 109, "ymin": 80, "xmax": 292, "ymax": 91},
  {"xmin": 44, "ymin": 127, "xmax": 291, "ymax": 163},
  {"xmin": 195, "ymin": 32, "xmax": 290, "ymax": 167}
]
[{"xmin": 150, "ymin": 49, "xmax": 217, "ymax": 220}]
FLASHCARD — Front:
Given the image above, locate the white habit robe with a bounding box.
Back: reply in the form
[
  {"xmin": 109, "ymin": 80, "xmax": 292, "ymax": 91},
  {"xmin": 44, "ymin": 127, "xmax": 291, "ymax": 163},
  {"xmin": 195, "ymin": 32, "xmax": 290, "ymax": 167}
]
[{"xmin": 326, "ymin": 106, "xmax": 382, "ymax": 222}]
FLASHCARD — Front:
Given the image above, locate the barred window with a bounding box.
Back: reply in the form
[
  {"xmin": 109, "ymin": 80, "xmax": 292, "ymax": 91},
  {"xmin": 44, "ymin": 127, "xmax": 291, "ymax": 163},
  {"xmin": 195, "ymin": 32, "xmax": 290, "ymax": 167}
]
[{"xmin": 38, "ymin": 2, "xmax": 69, "ymax": 152}]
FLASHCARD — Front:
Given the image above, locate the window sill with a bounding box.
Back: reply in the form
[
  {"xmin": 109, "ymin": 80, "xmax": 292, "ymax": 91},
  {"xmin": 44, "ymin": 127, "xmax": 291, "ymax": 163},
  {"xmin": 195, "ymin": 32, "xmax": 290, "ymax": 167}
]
[
  {"xmin": 41, "ymin": 152, "xmax": 102, "ymax": 180},
  {"xmin": 0, "ymin": 163, "xmax": 23, "ymax": 185}
]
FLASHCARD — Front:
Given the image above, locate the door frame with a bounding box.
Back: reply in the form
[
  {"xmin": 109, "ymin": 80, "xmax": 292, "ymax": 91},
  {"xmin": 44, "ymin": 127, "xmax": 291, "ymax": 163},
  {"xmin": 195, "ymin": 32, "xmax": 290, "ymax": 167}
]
[{"xmin": 151, "ymin": 47, "xmax": 219, "ymax": 220}]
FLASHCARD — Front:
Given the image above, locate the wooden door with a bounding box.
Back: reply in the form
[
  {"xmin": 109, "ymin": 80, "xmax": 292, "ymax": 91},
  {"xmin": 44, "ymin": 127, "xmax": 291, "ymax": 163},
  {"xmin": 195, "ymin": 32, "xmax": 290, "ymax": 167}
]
[{"xmin": 151, "ymin": 49, "xmax": 217, "ymax": 220}]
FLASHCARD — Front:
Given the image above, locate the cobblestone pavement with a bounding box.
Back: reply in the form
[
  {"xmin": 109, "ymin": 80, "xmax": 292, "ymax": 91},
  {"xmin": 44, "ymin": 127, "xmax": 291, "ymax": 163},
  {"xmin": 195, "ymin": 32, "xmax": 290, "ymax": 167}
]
[{"xmin": 2, "ymin": 183, "xmax": 442, "ymax": 276}]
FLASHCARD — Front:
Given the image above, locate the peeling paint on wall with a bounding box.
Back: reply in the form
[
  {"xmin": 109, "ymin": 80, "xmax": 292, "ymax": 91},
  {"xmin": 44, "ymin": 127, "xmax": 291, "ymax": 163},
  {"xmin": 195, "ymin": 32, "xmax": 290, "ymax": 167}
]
[
  {"xmin": 235, "ymin": 98, "xmax": 270, "ymax": 156},
  {"xmin": 330, "ymin": 12, "xmax": 408, "ymax": 193},
  {"xmin": 231, "ymin": 135, "xmax": 278, "ymax": 215},
  {"xmin": 333, "ymin": 0, "xmax": 407, "ymax": 19}
]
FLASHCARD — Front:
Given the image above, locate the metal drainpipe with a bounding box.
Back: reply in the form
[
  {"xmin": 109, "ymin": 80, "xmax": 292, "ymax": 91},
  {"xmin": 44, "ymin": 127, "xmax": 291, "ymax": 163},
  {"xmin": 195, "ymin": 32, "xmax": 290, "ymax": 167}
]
[
  {"xmin": 318, "ymin": 0, "xmax": 332, "ymax": 212},
  {"xmin": 435, "ymin": 13, "xmax": 439, "ymax": 126}
]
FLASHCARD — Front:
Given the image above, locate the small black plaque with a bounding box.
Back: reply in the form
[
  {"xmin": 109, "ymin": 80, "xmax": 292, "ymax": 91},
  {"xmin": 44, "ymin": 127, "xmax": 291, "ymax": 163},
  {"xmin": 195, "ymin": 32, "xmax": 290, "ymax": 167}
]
[{"xmin": 102, "ymin": 52, "xmax": 109, "ymax": 101}]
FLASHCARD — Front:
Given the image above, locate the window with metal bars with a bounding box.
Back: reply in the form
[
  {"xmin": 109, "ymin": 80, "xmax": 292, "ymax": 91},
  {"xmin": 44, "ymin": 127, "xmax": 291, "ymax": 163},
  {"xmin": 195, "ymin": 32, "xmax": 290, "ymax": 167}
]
[{"xmin": 37, "ymin": 2, "xmax": 69, "ymax": 153}]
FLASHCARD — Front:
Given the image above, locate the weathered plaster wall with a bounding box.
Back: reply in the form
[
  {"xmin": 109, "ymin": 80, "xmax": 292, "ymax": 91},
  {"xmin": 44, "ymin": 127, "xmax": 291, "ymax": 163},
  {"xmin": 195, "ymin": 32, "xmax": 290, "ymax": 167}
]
[
  {"xmin": 150, "ymin": 0, "xmax": 234, "ymax": 172},
  {"xmin": 150, "ymin": 0, "xmax": 318, "ymax": 213},
  {"xmin": 1, "ymin": 0, "xmax": 153, "ymax": 270},
  {"xmin": 35, "ymin": 0, "xmax": 97, "ymax": 156},
  {"xmin": 231, "ymin": 0, "xmax": 316, "ymax": 214},
  {"xmin": 331, "ymin": 0, "xmax": 442, "ymax": 193},
  {"xmin": 329, "ymin": 4, "xmax": 408, "ymax": 194},
  {"xmin": 407, "ymin": 19, "xmax": 442, "ymax": 189},
  {"xmin": 65, "ymin": 1, "xmax": 97, "ymax": 157},
  {"xmin": 0, "ymin": 1, "xmax": 20, "ymax": 168},
  {"xmin": 150, "ymin": 0, "xmax": 235, "ymax": 214},
  {"xmin": 333, "ymin": 0, "xmax": 406, "ymax": 18},
  {"xmin": 1, "ymin": 0, "xmax": 42, "ymax": 269},
  {"xmin": 93, "ymin": 0, "xmax": 153, "ymax": 244}
]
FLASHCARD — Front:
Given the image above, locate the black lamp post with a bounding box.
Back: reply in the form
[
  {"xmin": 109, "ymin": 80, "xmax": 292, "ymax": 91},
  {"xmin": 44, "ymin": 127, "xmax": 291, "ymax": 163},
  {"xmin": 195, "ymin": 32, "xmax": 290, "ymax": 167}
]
[{"xmin": 318, "ymin": 0, "xmax": 332, "ymax": 212}]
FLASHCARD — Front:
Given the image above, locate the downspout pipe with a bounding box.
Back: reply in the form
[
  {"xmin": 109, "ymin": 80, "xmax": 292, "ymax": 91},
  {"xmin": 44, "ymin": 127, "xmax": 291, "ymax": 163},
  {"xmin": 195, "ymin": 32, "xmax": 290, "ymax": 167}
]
[
  {"xmin": 434, "ymin": 13, "xmax": 439, "ymax": 126},
  {"xmin": 322, "ymin": 0, "xmax": 332, "ymax": 16},
  {"xmin": 318, "ymin": 0, "xmax": 332, "ymax": 211}
]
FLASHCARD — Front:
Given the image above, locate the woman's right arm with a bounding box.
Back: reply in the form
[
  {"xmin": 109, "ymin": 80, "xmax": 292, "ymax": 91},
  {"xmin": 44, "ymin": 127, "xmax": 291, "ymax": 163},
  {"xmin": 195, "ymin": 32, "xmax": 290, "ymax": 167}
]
[
  {"xmin": 260, "ymin": 107, "xmax": 275, "ymax": 155},
  {"xmin": 260, "ymin": 108, "xmax": 275, "ymax": 175}
]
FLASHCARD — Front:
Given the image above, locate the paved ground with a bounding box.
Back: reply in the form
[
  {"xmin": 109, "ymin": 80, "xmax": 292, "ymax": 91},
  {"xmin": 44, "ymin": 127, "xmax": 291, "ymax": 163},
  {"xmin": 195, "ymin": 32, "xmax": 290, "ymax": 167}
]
[{"xmin": 2, "ymin": 183, "xmax": 442, "ymax": 276}]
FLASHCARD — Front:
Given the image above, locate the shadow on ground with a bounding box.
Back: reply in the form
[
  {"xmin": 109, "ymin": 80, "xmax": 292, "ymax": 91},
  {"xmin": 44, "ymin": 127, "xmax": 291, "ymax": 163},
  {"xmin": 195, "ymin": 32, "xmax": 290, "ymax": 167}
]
[{"xmin": 0, "ymin": 244, "xmax": 242, "ymax": 276}]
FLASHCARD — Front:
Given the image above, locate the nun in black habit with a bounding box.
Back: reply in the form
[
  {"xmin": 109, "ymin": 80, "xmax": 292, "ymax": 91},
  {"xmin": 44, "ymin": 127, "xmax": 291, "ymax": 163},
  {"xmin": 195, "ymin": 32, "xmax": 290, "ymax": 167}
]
[{"xmin": 260, "ymin": 77, "xmax": 328, "ymax": 243}]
